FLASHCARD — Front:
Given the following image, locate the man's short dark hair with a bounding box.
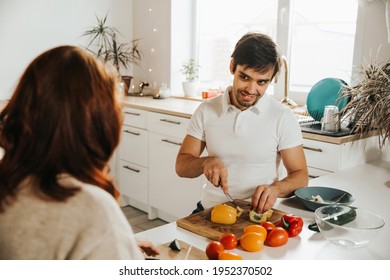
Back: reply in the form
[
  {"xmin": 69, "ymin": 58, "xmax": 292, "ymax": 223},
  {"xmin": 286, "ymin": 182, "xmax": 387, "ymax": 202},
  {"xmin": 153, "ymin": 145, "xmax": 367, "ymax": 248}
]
[{"xmin": 231, "ymin": 32, "xmax": 281, "ymax": 79}]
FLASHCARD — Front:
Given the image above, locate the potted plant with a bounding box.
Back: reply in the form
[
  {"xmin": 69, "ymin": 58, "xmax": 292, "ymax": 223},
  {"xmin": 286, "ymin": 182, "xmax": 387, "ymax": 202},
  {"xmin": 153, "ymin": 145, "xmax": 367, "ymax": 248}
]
[
  {"xmin": 338, "ymin": 60, "xmax": 390, "ymax": 148},
  {"xmin": 180, "ymin": 58, "xmax": 200, "ymax": 97},
  {"xmin": 82, "ymin": 14, "xmax": 142, "ymax": 92}
]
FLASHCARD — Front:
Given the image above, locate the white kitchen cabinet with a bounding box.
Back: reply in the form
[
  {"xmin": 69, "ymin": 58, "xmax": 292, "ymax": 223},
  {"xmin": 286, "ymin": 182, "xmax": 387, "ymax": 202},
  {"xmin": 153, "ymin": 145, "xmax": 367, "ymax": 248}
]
[
  {"xmin": 147, "ymin": 112, "xmax": 203, "ymax": 222},
  {"xmin": 118, "ymin": 108, "xmax": 149, "ymax": 212},
  {"xmin": 118, "ymin": 108, "xmax": 204, "ymax": 222},
  {"xmin": 119, "ymin": 160, "xmax": 148, "ymax": 207},
  {"xmin": 303, "ymin": 136, "xmax": 380, "ymax": 179},
  {"xmin": 122, "ymin": 107, "xmax": 147, "ymax": 128}
]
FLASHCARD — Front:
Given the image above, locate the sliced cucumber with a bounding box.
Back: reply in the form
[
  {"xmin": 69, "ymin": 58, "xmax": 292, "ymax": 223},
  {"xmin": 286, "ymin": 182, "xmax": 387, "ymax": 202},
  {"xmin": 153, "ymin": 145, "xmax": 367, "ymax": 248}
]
[{"xmin": 169, "ymin": 239, "xmax": 181, "ymax": 251}]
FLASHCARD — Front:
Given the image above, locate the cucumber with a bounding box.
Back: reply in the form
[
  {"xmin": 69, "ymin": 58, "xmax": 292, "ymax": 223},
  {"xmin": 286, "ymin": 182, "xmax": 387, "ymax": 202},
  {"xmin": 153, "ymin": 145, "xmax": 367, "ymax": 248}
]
[
  {"xmin": 308, "ymin": 206, "xmax": 357, "ymax": 232},
  {"xmin": 322, "ymin": 206, "xmax": 357, "ymax": 226},
  {"xmin": 169, "ymin": 239, "xmax": 181, "ymax": 251}
]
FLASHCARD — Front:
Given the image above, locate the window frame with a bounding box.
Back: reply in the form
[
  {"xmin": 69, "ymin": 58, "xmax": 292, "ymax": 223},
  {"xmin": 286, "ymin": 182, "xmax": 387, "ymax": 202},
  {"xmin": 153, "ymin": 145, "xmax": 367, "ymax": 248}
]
[{"xmin": 193, "ymin": 0, "xmax": 361, "ymax": 106}]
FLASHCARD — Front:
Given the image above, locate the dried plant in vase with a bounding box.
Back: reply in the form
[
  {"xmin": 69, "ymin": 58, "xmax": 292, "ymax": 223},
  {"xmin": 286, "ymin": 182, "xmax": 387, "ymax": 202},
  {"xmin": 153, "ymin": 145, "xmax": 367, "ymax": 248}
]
[{"xmin": 338, "ymin": 61, "xmax": 390, "ymax": 148}]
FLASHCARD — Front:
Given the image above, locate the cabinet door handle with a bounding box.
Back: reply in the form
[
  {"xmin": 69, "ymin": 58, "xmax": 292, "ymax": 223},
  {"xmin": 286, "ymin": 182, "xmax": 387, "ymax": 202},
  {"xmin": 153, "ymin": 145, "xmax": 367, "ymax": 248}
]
[
  {"xmin": 160, "ymin": 118, "xmax": 181, "ymax": 125},
  {"xmin": 309, "ymin": 175, "xmax": 319, "ymax": 179},
  {"xmin": 123, "ymin": 165, "xmax": 140, "ymax": 173},
  {"xmin": 124, "ymin": 129, "xmax": 140, "ymax": 136},
  {"xmin": 303, "ymin": 146, "xmax": 323, "ymax": 152},
  {"xmin": 162, "ymin": 139, "xmax": 182, "ymax": 146},
  {"xmin": 124, "ymin": 111, "xmax": 141, "ymax": 116}
]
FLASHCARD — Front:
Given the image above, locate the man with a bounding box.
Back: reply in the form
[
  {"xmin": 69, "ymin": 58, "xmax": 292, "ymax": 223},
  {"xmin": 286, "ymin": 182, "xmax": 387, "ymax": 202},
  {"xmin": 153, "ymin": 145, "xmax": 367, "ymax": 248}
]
[{"xmin": 176, "ymin": 32, "xmax": 308, "ymax": 214}]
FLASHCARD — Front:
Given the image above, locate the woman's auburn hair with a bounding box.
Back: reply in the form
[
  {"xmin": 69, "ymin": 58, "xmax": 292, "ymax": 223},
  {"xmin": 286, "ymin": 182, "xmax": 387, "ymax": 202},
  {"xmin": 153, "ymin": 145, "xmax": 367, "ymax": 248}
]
[{"xmin": 0, "ymin": 45, "xmax": 123, "ymax": 210}]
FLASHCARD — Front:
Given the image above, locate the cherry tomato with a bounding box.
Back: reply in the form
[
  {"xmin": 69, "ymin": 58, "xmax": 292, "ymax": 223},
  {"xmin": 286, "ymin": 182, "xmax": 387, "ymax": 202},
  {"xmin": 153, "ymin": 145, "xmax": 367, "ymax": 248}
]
[
  {"xmin": 260, "ymin": 221, "xmax": 276, "ymax": 233},
  {"xmin": 218, "ymin": 251, "xmax": 244, "ymax": 260},
  {"xmin": 266, "ymin": 227, "xmax": 289, "ymax": 247},
  {"xmin": 239, "ymin": 232, "xmax": 264, "ymax": 252},
  {"xmin": 205, "ymin": 241, "xmax": 225, "ymax": 260},
  {"xmin": 219, "ymin": 233, "xmax": 238, "ymax": 250},
  {"xmin": 243, "ymin": 224, "xmax": 267, "ymax": 242}
]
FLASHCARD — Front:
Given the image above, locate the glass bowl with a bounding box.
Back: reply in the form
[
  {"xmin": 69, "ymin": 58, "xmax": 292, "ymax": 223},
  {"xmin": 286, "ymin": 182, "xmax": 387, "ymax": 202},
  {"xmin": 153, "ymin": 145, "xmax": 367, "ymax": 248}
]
[{"xmin": 314, "ymin": 205, "xmax": 385, "ymax": 249}]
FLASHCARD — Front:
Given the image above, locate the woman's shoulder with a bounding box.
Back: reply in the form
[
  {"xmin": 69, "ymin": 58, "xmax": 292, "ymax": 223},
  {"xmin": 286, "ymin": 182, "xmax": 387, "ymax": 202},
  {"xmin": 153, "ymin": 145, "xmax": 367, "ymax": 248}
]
[{"xmin": 57, "ymin": 175, "xmax": 121, "ymax": 216}]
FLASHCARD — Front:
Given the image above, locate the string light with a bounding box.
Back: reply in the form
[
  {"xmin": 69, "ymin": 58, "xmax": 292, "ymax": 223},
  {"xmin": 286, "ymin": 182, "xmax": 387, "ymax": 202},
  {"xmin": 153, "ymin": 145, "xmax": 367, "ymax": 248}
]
[{"xmin": 147, "ymin": 7, "xmax": 156, "ymax": 83}]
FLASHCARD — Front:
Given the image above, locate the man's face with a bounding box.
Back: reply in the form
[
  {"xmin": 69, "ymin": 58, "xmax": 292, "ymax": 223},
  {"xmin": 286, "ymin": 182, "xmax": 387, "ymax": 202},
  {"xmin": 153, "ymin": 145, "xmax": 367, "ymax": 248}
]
[{"xmin": 230, "ymin": 63, "xmax": 273, "ymax": 110}]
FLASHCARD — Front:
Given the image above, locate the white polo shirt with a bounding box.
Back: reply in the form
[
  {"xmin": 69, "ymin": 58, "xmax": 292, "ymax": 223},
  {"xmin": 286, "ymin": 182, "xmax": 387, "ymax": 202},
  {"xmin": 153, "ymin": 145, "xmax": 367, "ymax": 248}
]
[{"xmin": 187, "ymin": 87, "xmax": 303, "ymax": 209}]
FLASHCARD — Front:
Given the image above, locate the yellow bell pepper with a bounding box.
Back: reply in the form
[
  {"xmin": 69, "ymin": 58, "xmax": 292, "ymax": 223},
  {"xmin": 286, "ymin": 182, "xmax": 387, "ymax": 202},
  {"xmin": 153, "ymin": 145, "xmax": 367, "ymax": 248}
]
[
  {"xmin": 211, "ymin": 204, "xmax": 238, "ymax": 225},
  {"xmin": 249, "ymin": 209, "xmax": 273, "ymax": 223}
]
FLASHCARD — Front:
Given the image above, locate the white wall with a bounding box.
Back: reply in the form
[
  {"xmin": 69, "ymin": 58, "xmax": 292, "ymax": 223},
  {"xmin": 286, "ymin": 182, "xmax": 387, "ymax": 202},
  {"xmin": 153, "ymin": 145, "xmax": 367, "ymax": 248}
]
[
  {"xmin": 382, "ymin": 145, "xmax": 390, "ymax": 162},
  {"xmin": 132, "ymin": 0, "xmax": 171, "ymax": 92},
  {"xmin": 353, "ymin": 0, "xmax": 390, "ymax": 78},
  {"xmin": 0, "ymin": 0, "xmax": 134, "ymax": 100}
]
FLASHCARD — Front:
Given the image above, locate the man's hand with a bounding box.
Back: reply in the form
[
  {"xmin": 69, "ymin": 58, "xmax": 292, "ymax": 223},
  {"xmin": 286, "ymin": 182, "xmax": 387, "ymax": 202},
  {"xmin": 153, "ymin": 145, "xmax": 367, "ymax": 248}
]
[
  {"xmin": 203, "ymin": 156, "xmax": 229, "ymax": 192},
  {"xmin": 251, "ymin": 185, "xmax": 279, "ymax": 213}
]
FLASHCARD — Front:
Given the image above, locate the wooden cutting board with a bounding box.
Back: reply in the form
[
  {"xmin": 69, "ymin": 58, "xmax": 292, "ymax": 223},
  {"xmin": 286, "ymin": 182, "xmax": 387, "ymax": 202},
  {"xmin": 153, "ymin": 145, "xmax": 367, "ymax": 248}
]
[
  {"xmin": 176, "ymin": 199, "xmax": 287, "ymax": 240},
  {"xmin": 153, "ymin": 240, "xmax": 207, "ymax": 260}
]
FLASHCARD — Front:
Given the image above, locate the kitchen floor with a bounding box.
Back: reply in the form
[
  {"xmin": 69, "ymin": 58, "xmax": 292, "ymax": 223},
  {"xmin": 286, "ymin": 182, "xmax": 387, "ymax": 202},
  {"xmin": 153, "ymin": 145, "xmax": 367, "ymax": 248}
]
[{"xmin": 121, "ymin": 205, "xmax": 168, "ymax": 233}]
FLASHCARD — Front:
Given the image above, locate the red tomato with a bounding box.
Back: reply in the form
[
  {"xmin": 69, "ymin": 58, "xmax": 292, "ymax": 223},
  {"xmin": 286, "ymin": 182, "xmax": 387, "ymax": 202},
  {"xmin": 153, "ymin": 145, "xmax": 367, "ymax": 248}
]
[
  {"xmin": 205, "ymin": 241, "xmax": 225, "ymax": 260},
  {"xmin": 266, "ymin": 227, "xmax": 289, "ymax": 247},
  {"xmin": 219, "ymin": 233, "xmax": 238, "ymax": 250},
  {"xmin": 261, "ymin": 221, "xmax": 276, "ymax": 233}
]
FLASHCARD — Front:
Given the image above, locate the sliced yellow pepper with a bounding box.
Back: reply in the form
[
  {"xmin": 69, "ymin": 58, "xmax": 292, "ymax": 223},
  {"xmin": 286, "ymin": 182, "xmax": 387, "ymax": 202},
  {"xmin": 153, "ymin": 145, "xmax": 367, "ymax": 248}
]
[
  {"xmin": 249, "ymin": 209, "xmax": 273, "ymax": 223},
  {"xmin": 211, "ymin": 204, "xmax": 238, "ymax": 225}
]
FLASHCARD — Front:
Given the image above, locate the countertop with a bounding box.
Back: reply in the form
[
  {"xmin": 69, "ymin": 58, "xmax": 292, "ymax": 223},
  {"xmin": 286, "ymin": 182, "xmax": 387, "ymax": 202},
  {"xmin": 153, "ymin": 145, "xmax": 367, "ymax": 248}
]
[
  {"xmin": 136, "ymin": 159, "xmax": 390, "ymax": 259},
  {"xmin": 122, "ymin": 96, "xmax": 376, "ymax": 144}
]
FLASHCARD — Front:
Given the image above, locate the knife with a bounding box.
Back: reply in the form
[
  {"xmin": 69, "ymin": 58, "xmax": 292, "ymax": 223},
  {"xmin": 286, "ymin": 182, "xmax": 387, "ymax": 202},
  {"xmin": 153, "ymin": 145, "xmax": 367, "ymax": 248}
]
[{"xmin": 219, "ymin": 185, "xmax": 239, "ymax": 208}]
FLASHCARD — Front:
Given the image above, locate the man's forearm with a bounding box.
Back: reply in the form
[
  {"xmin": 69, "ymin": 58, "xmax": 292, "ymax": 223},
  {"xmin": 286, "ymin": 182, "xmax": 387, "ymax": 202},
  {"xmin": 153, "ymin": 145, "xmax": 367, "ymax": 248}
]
[
  {"xmin": 271, "ymin": 169, "xmax": 308, "ymax": 197},
  {"xmin": 176, "ymin": 154, "xmax": 207, "ymax": 178}
]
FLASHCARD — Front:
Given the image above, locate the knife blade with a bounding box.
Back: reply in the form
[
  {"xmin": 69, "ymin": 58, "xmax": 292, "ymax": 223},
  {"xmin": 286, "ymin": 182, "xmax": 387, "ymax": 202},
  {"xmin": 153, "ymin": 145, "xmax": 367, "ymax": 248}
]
[{"xmin": 219, "ymin": 185, "xmax": 239, "ymax": 208}]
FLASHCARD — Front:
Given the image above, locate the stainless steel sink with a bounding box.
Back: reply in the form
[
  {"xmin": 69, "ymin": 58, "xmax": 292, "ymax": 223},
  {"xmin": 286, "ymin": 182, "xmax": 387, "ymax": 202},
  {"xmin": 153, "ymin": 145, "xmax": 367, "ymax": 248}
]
[{"xmin": 300, "ymin": 123, "xmax": 352, "ymax": 137}]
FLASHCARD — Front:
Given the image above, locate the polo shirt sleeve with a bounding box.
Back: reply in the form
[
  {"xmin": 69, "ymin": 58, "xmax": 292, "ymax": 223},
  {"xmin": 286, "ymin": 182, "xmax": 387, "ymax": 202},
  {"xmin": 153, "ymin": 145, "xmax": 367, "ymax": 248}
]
[
  {"xmin": 277, "ymin": 107, "xmax": 303, "ymax": 151},
  {"xmin": 187, "ymin": 102, "xmax": 206, "ymax": 142}
]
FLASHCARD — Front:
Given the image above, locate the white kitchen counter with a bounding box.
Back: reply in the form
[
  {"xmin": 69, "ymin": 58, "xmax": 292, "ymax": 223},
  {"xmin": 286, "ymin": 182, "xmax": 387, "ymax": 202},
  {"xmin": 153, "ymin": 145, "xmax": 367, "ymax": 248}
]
[
  {"xmin": 136, "ymin": 160, "xmax": 390, "ymax": 259},
  {"xmin": 122, "ymin": 96, "xmax": 201, "ymax": 118}
]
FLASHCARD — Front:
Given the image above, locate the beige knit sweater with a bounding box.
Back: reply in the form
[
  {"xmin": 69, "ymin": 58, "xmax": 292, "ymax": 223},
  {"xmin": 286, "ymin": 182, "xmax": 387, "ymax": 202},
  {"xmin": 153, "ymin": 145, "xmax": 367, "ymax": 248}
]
[{"xmin": 0, "ymin": 175, "xmax": 144, "ymax": 260}]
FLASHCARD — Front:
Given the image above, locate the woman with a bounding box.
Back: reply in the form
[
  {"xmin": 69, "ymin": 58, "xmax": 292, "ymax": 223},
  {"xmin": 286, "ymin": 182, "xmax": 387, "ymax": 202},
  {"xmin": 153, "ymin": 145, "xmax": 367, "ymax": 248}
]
[{"xmin": 0, "ymin": 46, "xmax": 158, "ymax": 259}]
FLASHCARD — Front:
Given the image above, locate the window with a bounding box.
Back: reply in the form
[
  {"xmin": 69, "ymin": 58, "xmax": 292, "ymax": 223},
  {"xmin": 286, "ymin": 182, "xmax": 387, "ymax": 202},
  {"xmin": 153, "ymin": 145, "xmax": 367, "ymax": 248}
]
[
  {"xmin": 289, "ymin": 0, "xmax": 358, "ymax": 91},
  {"xmin": 196, "ymin": 0, "xmax": 358, "ymax": 102},
  {"xmin": 197, "ymin": 0, "xmax": 278, "ymax": 91}
]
